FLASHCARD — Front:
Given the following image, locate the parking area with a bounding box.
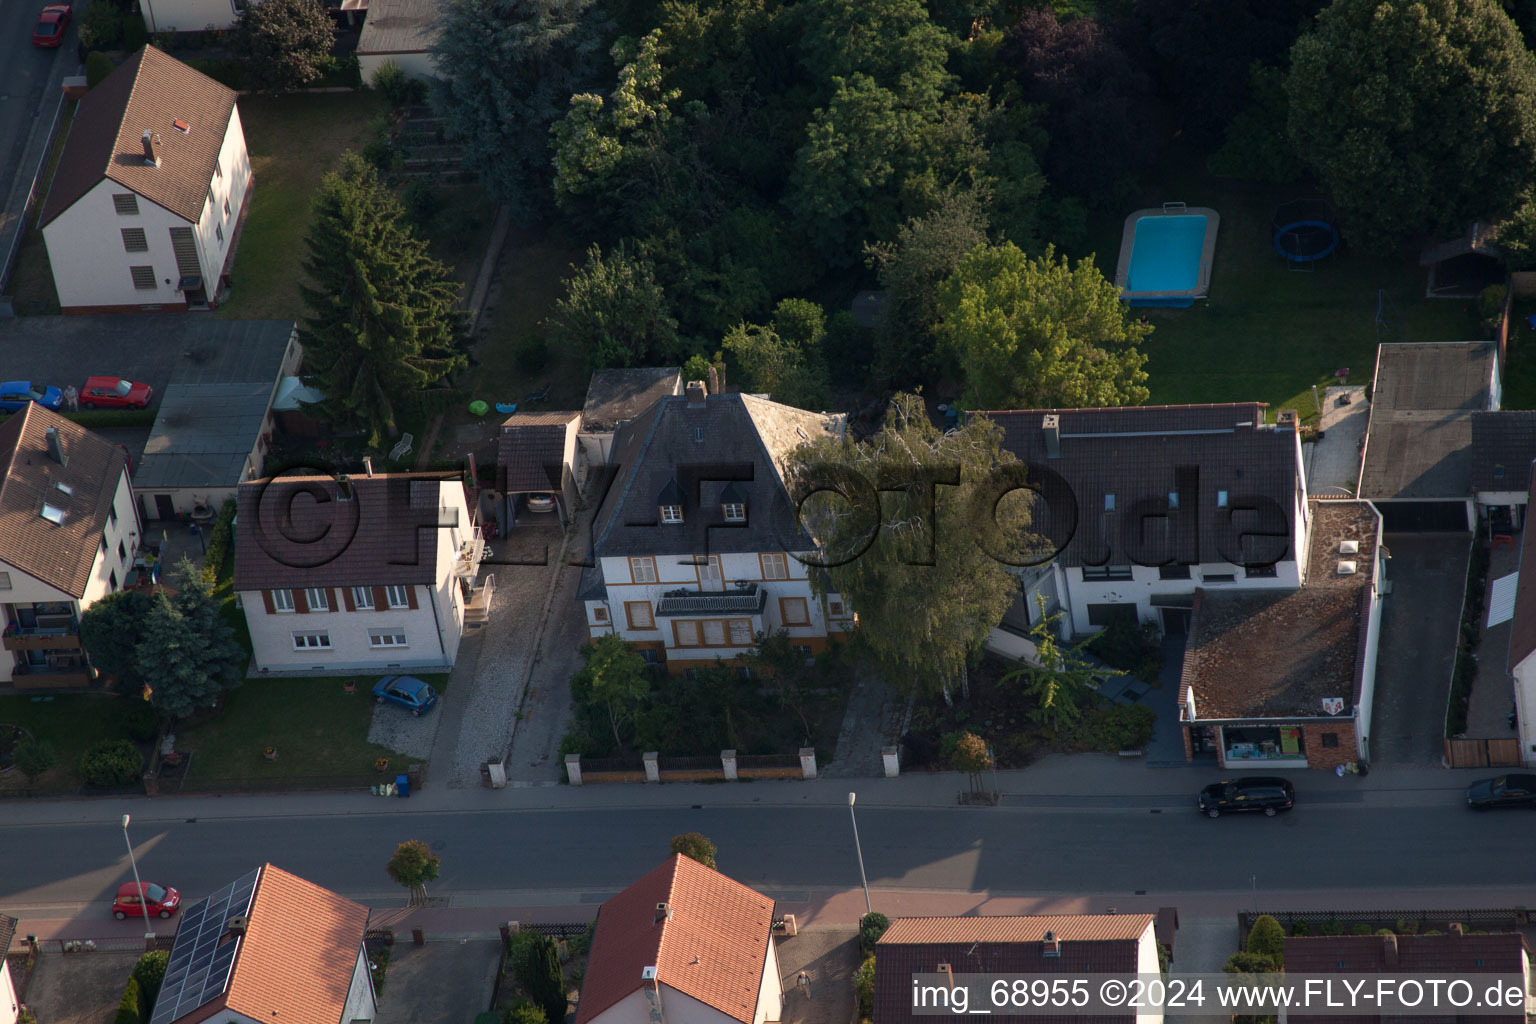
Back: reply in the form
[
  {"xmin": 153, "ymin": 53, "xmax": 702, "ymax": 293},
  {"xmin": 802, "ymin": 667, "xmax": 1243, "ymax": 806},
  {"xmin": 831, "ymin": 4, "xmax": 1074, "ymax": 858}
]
[
  {"xmin": 20, "ymin": 949, "xmax": 140, "ymax": 1024},
  {"xmin": 0, "ymin": 314, "xmax": 293, "ymax": 404},
  {"xmin": 374, "ymin": 938, "xmax": 502, "ymax": 1024}
]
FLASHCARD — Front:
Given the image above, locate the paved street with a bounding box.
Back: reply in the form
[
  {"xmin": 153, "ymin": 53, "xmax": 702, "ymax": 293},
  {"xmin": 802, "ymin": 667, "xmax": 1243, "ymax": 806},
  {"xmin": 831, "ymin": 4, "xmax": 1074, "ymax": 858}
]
[{"xmin": 0, "ymin": 3, "xmax": 74, "ymax": 292}]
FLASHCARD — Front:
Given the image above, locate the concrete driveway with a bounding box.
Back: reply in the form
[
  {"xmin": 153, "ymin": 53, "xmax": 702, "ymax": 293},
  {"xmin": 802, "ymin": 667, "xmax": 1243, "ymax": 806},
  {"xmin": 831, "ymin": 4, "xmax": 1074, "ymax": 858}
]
[
  {"xmin": 1368, "ymin": 533, "xmax": 1471, "ymax": 767},
  {"xmin": 20, "ymin": 949, "xmax": 139, "ymax": 1024},
  {"xmin": 375, "ymin": 938, "xmax": 501, "ymax": 1024}
]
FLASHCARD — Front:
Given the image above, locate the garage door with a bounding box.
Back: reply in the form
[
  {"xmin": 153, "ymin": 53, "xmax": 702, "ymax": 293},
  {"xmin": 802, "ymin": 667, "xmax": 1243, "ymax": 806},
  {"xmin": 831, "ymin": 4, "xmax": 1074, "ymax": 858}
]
[{"xmin": 1377, "ymin": 501, "xmax": 1469, "ymax": 532}]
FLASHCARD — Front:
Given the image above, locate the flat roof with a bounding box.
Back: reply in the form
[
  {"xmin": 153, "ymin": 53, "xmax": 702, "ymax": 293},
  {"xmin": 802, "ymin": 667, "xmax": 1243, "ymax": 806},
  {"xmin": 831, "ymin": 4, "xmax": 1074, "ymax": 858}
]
[
  {"xmin": 1182, "ymin": 500, "xmax": 1379, "ymax": 720},
  {"xmin": 356, "ymin": 0, "xmax": 441, "ymax": 55},
  {"xmin": 1358, "ymin": 342, "xmax": 1495, "ymax": 501},
  {"xmin": 581, "ymin": 367, "xmax": 681, "ymax": 433}
]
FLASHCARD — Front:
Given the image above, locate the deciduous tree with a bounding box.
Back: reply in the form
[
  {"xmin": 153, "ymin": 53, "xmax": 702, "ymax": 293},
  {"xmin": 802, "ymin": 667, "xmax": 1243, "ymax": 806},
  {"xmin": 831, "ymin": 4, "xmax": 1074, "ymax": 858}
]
[
  {"xmin": 80, "ymin": 588, "xmax": 155, "ymax": 694},
  {"xmin": 1286, "ymin": 0, "xmax": 1536, "ymax": 251},
  {"xmin": 386, "ymin": 839, "xmax": 441, "ymax": 905},
  {"xmin": 721, "ymin": 298, "xmax": 829, "ymax": 409},
  {"xmin": 232, "ymin": 0, "xmax": 334, "ymax": 93},
  {"xmin": 432, "ymin": 0, "xmax": 607, "ymax": 222},
  {"xmin": 935, "ymin": 242, "xmax": 1150, "ymax": 411},
  {"xmin": 545, "ymin": 242, "xmax": 679, "ymax": 372},
  {"xmin": 788, "ymin": 394, "xmax": 1041, "ymax": 700},
  {"xmin": 570, "ymin": 634, "xmax": 650, "ymax": 749},
  {"xmin": 300, "ymin": 154, "xmax": 468, "ymax": 447},
  {"xmin": 135, "ymin": 559, "xmax": 245, "ymax": 720},
  {"xmin": 949, "ymin": 731, "xmax": 990, "ymax": 793},
  {"xmin": 670, "ymin": 832, "xmax": 718, "ymax": 868},
  {"xmin": 1000, "ymin": 597, "xmax": 1093, "ymax": 732}
]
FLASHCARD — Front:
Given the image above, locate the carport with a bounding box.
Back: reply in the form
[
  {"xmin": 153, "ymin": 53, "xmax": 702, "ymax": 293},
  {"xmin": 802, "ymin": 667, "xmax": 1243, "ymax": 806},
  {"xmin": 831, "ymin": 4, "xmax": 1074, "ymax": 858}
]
[
  {"xmin": 1357, "ymin": 341, "xmax": 1498, "ymax": 532},
  {"xmin": 498, "ymin": 410, "xmax": 580, "ymax": 526}
]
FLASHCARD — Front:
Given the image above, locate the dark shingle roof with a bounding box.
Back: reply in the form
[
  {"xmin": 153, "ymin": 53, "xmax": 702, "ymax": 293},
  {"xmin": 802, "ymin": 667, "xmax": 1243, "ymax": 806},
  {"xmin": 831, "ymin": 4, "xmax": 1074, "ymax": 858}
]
[
  {"xmin": 591, "ymin": 393, "xmax": 845, "ymax": 558},
  {"xmin": 499, "ymin": 411, "xmax": 578, "ymax": 493},
  {"xmin": 233, "ymin": 474, "xmax": 461, "ymax": 590},
  {"xmin": 0, "ymin": 405, "xmax": 127, "ymax": 598},
  {"xmin": 1358, "ymin": 342, "xmax": 1495, "ymax": 501},
  {"xmin": 582, "ymin": 367, "xmax": 682, "ymax": 433},
  {"xmin": 42, "ymin": 47, "xmax": 238, "ymax": 227},
  {"xmin": 979, "ymin": 404, "xmax": 1299, "ymax": 568},
  {"xmin": 655, "ymin": 584, "xmax": 767, "ymax": 616},
  {"xmin": 0, "ymin": 913, "xmax": 16, "ymax": 956},
  {"xmin": 1472, "ymin": 412, "xmax": 1536, "ymax": 494},
  {"xmin": 874, "ymin": 916, "xmax": 1151, "ymax": 1024}
]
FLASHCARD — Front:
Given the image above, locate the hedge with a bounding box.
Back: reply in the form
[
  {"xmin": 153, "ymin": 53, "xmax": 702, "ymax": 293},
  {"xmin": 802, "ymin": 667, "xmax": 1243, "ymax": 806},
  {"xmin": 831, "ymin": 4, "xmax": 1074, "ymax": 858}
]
[{"xmin": 115, "ymin": 976, "xmax": 142, "ymax": 1024}]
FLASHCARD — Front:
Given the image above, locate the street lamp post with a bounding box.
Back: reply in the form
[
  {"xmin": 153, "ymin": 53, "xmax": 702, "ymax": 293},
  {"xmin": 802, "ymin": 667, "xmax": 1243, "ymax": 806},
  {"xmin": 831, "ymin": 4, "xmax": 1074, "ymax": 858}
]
[
  {"xmin": 122, "ymin": 814, "xmax": 154, "ymax": 941},
  {"xmin": 848, "ymin": 792, "xmax": 871, "ymax": 917}
]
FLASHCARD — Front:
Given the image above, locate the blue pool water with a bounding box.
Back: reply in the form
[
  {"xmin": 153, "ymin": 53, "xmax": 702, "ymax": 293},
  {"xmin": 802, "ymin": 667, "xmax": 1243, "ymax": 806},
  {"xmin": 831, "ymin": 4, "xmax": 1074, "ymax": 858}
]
[{"xmin": 1127, "ymin": 214, "xmax": 1208, "ymax": 293}]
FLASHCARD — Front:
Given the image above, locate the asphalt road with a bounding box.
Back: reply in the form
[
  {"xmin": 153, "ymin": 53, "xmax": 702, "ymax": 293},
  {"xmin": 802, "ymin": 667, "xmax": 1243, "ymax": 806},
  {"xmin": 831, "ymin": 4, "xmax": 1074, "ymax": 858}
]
[
  {"xmin": 6, "ymin": 793, "xmax": 1534, "ymax": 917},
  {"xmin": 0, "ymin": 1, "xmax": 71, "ymax": 273}
]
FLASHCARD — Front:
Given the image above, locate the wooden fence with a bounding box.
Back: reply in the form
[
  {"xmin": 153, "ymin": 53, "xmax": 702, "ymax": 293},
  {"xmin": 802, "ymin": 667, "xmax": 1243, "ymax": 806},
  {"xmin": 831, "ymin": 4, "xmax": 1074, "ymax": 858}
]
[{"xmin": 1444, "ymin": 737, "xmax": 1522, "ymax": 768}]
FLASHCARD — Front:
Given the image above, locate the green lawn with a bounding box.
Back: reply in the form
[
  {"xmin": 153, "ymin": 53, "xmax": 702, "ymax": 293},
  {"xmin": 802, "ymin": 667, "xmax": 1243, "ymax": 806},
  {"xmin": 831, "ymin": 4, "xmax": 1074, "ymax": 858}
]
[
  {"xmin": 6, "ymin": 99, "xmax": 77, "ymax": 315},
  {"xmin": 0, "ymin": 693, "xmax": 140, "ymax": 795},
  {"xmin": 1505, "ymin": 298, "xmax": 1536, "ymax": 410},
  {"xmin": 176, "ymin": 673, "xmax": 446, "ymax": 780},
  {"xmin": 216, "ymin": 91, "xmax": 388, "ymax": 321},
  {"xmin": 1081, "ymin": 146, "xmax": 1481, "ymax": 424}
]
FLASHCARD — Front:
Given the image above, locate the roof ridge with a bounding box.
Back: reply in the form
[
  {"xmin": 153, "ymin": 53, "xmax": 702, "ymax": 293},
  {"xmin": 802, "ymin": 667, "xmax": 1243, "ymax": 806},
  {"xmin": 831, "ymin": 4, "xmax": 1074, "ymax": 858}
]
[
  {"xmin": 652, "ymin": 853, "xmax": 684, "ymax": 967},
  {"xmin": 104, "ymin": 47, "xmax": 153, "ymax": 191},
  {"xmin": 591, "ymin": 396, "xmax": 669, "ymax": 553}
]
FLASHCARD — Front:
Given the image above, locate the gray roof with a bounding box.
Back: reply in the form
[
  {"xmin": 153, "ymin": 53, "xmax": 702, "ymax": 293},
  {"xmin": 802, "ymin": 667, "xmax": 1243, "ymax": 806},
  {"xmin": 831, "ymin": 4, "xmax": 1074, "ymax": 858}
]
[
  {"xmin": 499, "ymin": 411, "xmax": 578, "ymax": 493},
  {"xmin": 1358, "ymin": 342, "xmax": 1496, "ymax": 502},
  {"xmin": 655, "ymin": 583, "xmax": 768, "ymax": 616},
  {"xmin": 1472, "ymin": 411, "xmax": 1536, "ymax": 494},
  {"xmin": 358, "ymin": 0, "xmax": 441, "ymax": 55},
  {"xmin": 0, "ymin": 913, "xmax": 14, "ymax": 957},
  {"xmin": 582, "ymin": 367, "xmax": 682, "ymax": 433},
  {"xmin": 1419, "ymin": 222, "xmax": 1501, "ymax": 266},
  {"xmin": 590, "ymin": 392, "xmax": 845, "ymax": 558},
  {"xmin": 134, "ymin": 321, "xmax": 295, "ymax": 491},
  {"xmin": 979, "ymin": 403, "xmax": 1300, "ymax": 568},
  {"xmin": 578, "ymin": 564, "xmax": 605, "ymax": 602}
]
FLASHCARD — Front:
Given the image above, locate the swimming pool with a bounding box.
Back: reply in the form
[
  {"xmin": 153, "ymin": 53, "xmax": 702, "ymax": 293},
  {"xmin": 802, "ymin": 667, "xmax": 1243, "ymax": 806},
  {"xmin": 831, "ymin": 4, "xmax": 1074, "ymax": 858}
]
[{"xmin": 1114, "ymin": 206, "xmax": 1220, "ymax": 308}]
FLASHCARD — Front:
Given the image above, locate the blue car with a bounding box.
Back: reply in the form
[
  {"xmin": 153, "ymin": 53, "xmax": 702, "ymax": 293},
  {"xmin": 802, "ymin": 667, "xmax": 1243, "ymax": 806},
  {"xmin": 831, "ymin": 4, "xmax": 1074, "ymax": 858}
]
[
  {"xmin": 0, "ymin": 382, "xmax": 62, "ymax": 413},
  {"xmin": 372, "ymin": 675, "xmax": 439, "ymax": 716}
]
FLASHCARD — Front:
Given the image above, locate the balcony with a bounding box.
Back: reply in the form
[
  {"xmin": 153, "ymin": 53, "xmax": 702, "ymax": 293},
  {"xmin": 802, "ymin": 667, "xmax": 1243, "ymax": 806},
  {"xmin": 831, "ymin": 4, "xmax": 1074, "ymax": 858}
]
[
  {"xmin": 3, "ymin": 621, "xmax": 82, "ymax": 652},
  {"xmin": 452, "ymin": 537, "xmax": 486, "ymax": 578}
]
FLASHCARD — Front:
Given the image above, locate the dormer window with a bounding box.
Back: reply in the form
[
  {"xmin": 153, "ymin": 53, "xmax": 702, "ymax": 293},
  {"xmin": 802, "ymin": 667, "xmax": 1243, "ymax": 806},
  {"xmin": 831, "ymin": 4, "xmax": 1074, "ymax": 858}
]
[
  {"xmin": 721, "ymin": 482, "xmax": 748, "ymax": 523},
  {"xmin": 1104, "ymin": 493, "xmax": 1115, "ymax": 511},
  {"xmin": 723, "ymin": 503, "xmax": 745, "ymax": 522},
  {"xmin": 661, "ymin": 505, "xmax": 684, "ymax": 524},
  {"xmin": 657, "ymin": 477, "xmax": 685, "ymax": 524}
]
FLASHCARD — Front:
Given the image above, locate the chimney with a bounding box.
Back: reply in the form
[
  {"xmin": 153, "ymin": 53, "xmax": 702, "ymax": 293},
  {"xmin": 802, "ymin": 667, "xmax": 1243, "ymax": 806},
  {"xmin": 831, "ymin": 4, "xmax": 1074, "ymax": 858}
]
[
  {"xmin": 685, "ymin": 381, "xmax": 707, "ymax": 406},
  {"xmin": 227, "ymin": 915, "xmax": 247, "ymax": 936},
  {"xmin": 1042, "ymin": 930, "xmax": 1061, "ymax": 957},
  {"xmin": 1042, "ymin": 414, "xmax": 1060, "ymax": 459},
  {"xmin": 336, "ymin": 474, "xmax": 353, "ymax": 501},
  {"xmin": 1449, "ymin": 923, "xmax": 1465, "ymax": 937},
  {"xmin": 1276, "ymin": 409, "xmax": 1299, "ymax": 432},
  {"xmin": 141, "ymin": 130, "xmax": 159, "ymax": 167},
  {"xmin": 1382, "ymin": 933, "xmax": 1398, "ymax": 968},
  {"xmin": 706, "ymin": 364, "xmax": 720, "ymax": 395},
  {"xmin": 654, "ymin": 902, "xmax": 673, "ymax": 924},
  {"xmin": 363, "ymin": 456, "xmax": 374, "ymax": 477},
  {"xmin": 45, "ymin": 427, "xmax": 66, "ymax": 466}
]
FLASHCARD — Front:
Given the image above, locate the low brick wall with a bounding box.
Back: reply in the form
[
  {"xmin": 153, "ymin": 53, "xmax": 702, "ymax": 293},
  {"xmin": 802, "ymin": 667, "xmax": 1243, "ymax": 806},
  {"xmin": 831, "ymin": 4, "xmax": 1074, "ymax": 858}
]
[
  {"xmin": 738, "ymin": 767, "xmax": 801, "ymax": 780},
  {"xmin": 581, "ymin": 769, "xmax": 648, "ymax": 784}
]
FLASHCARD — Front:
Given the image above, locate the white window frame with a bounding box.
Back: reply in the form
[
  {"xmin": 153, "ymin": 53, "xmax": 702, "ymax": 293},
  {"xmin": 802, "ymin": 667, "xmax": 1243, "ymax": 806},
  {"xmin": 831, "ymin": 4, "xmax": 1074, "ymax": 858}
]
[
  {"xmin": 723, "ymin": 503, "xmax": 746, "ymax": 522},
  {"xmin": 386, "ymin": 585, "xmax": 410, "ymax": 609},
  {"xmin": 305, "ymin": 587, "xmax": 329, "ymax": 611},
  {"xmin": 292, "ymin": 632, "xmax": 331, "ymax": 650},
  {"xmin": 629, "ymin": 557, "xmax": 657, "ymax": 584},
  {"xmin": 761, "ymin": 552, "xmax": 789, "ymax": 580},
  {"xmin": 660, "ymin": 505, "xmax": 684, "ymax": 524},
  {"xmin": 352, "ymin": 586, "xmax": 374, "ymax": 610},
  {"xmin": 272, "ymin": 589, "xmax": 294, "ymax": 612},
  {"xmin": 369, "ymin": 631, "xmax": 408, "ymax": 648}
]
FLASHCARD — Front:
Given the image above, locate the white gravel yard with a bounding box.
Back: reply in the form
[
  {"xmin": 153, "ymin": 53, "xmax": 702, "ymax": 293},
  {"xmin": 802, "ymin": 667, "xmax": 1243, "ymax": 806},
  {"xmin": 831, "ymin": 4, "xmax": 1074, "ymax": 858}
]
[{"xmin": 367, "ymin": 697, "xmax": 443, "ymax": 760}]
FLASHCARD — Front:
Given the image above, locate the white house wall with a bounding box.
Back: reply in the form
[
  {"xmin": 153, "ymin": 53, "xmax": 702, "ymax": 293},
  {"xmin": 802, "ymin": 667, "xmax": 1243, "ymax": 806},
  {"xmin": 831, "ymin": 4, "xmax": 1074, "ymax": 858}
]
[
  {"xmin": 81, "ymin": 471, "xmax": 140, "ymax": 604},
  {"xmin": 241, "ymin": 585, "xmax": 450, "ymax": 671},
  {"xmin": 754, "ymin": 931, "xmax": 784, "ymax": 1024},
  {"xmin": 342, "ymin": 943, "xmax": 378, "ymax": 1024},
  {"xmin": 0, "ymin": 956, "xmax": 18, "ymax": 1024},
  {"xmin": 45, "ymin": 179, "xmax": 192, "ymax": 311},
  {"xmin": 142, "ymin": 0, "xmax": 239, "ymax": 33},
  {"xmin": 1354, "ymin": 535, "xmax": 1386, "ymax": 762},
  {"xmin": 191, "ymin": 106, "xmax": 253, "ymax": 288},
  {"xmin": 587, "ymin": 988, "xmax": 657, "ymax": 1024},
  {"xmin": 358, "ymin": 50, "xmax": 438, "ymax": 83},
  {"xmin": 1135, "ymin": 926, "xmax": 1164, "ymax": 1024},
  {"xmin": 1518, "ymin": 655, "xmax": 1536, "ymax": 767},
  {"xmin": 1057, "ymin": 560, "xmax": 1300, "ymax": 637}
]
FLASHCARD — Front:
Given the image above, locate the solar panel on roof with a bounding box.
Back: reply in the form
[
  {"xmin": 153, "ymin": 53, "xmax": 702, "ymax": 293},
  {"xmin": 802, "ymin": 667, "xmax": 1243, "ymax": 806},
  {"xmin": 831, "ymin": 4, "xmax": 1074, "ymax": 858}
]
[{"xmin": 148, "ymin": 867, "xmax": 262, "ymax": 1024}]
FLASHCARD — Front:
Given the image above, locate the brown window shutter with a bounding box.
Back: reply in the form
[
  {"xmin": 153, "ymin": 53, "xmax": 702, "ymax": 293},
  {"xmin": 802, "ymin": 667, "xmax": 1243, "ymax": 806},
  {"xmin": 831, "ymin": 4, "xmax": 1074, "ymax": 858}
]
[
  {"xmin": 294, "ymin": 589, "xmax": 309, "ymax": 614},
  {"xmin": 406, "ymin": 586, "xmax": 418, "ymax": 610},
  {"xmin": 373, "ymin": 586, "xmax": 388, "ymax": 610},
  {"xmin": 342, "ymin": 587, "xmax": 355, "ymax": 612},
  {"xmin": 262, "ymin": 590, "xmax": 275, "ymax": 614},
  {"xmin": 326, "ymin": 588, "xmax": 338, "ymax": 613}
]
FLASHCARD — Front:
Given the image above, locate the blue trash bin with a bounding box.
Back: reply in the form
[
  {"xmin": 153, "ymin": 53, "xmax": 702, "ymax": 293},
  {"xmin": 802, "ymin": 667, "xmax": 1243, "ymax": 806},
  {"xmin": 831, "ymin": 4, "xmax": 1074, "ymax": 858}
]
[{"xmin": 395, "ymin": 774, "xmax": 410, "ymax": 797}]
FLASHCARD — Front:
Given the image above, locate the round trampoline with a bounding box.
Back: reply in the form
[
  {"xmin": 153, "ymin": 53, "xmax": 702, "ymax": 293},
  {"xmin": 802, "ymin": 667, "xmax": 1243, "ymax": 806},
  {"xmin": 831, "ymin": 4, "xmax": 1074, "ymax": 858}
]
[{"xmin": 1273, "ymin": 199, "xmax": 1339, "ymax": 262}]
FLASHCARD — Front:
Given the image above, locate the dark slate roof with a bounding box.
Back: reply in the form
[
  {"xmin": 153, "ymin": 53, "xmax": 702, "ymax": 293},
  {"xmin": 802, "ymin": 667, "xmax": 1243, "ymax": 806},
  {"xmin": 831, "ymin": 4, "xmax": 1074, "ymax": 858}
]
[
  {"xmin": 1358, "ymin": 342, "xmax": 1495, "ymax": 501},
  {"xmin": 1507, "ymin": 478, "xmax": 1536, "ymax": 671},
  {"xmin": 655, "ymin": 584, "xmax": 767, "ymax": 616},
  {"xmin": 591, "ymin": 393, "xmax": 845, "ymax": 558},
  {"xmin": 874, "ymin": 916, "xmax": 1151, "ymax": 1024},
  {"xmin": 1419, "ymin": 221, "xmax": 1501, "ymax": 266},
  {"xmin": 582, "ymin": 367, "xmax": 682, "ymax": 433},
  {"xmin": 978, "ymin": 404, "xmax": 1300, "ymax": 569},
  {"xmin": 578, "ymin": 564, "xmax": 606, "ymax": 602},
  {"xmin": 499, "ymin": 411, "xmax": 578, "ymax": 493},
  {"xmin": 233, "ymin": 473, "xmax": 461, "ymax": 590},
  {"xmin": 0, "ymin": 405, "xmax": 128, "ymax": 598},
  {"xmin": 1472, "ymin": 411, "xmax": 1536, "ymax": 494}
]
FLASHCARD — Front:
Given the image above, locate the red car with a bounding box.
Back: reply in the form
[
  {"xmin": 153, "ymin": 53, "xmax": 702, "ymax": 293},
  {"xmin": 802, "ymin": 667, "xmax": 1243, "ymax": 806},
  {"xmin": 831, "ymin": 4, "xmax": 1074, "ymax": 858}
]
[
  {"xmin": 112, "ymin": 881, "xmax": 180, "ymax": 919},
  {"xmin": 82, "ymin": 376, "xmax": 153, "ymax": 409},
  {"xmin": 32, "ymin": 4, "xmax": 71, "ymax": 47}
]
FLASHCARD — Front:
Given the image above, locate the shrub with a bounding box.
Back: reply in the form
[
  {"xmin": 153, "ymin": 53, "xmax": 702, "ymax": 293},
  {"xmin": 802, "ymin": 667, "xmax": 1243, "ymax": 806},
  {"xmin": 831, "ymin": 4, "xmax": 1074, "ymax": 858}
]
[
  {"xmin": 80, "ymin": 739, "xmax": 143, "ymax": 786},
  {"xmin": 115, "ymin": 977, "xmax": 142, "ymax": 1024},
  {"xmin": 854, "ymin": 955, "xmax": 875, "ymax": 1020},
  {"xmin": 371, "ymin": 60, "xmax": 414, "ymax": 108},
  {"xmin": 1394, "ymin": 919, "xmax": 1420, "ymax": 935},
  {"xmin": 1076, "ymin": 705, "xmax": 1155, "ymax": 752},
  {"xmin": 185, "ymin": 58, "xmax": 250, "ymax": 91},
  {"xmin": 1376, "ymin": 928, "xmax": 1395, "ymax": 936},
  {"xmin": 132, "ymin": 951, "xmax": 168, "ymax": 1018},
  {"xmin": 1289, "ymin": 919, "xmax": 1310, "ymax": 936},
  {"xmin": 859, "ymin": 912, "xmax": 890, "ymax": 955},
  {"xmin": 369, "ymin": 945, "xmax": 390, "ymax": 997},
  {"xmin": 1085, "ymin": 617, "xmax": 1152, "ymax": 671},
  {"xmin": 670, "ymin": 832, "xmax": 717, "ymax": 869},
  {"xmin": 506, "ymin": 1001, "xmax": 548, "ymax": 1024},
  {"xmin": 1224, "ymin": 951, "xmax": 1276, "ymax": 973},
  {"xmin": 1318, "ymin": 918, "xmax": 1344, "ymax": 936},
  {"xmin": 506, "ymin": 931, "xmax": 544, "ymax": 981},
  {"xmin": 566, "ymin": 921, "xmax": 595, "ymax": 957},
  {"xmin": 14, "ymin": 738, "xmax": 57, "ymax": 779},
  {"xmin": 362, "ymin": 136, "xmax": 394, "ymax": 171},
  {"xmin": 122, "ymin": 14, "xmax": 148, "ymax": 49},
  {"xmin": 80, "ymin": 1, "xmax": 124, "ymax": 49},
  {"xmin": 515, "ymin": 334, "xmax": 550, "ymax": 374},
  {"xmin": 1479, "ymin": 284, "xmax": 1508, "ymax": 322},
  {"xmin": 121, "ymin": 700, "xmax": 160, "ymax": 743},
  {"xmin": 201, "ymin": 497, "xmax": 237, "ymax": 587},
  {"xmin": 1351, "ymin": 923, "xmax": 1373, "ymax": 935},
  {"xmin": 403, "ymin": 179, "xmax": 441, "ymax": 224},
  {"xmin": 1246, "ymin": 916, "xmax": 1285, "ymax": 964},
  {"xmin": 86, "ymin": 51, "xmax": 116, "ymax": 88}
]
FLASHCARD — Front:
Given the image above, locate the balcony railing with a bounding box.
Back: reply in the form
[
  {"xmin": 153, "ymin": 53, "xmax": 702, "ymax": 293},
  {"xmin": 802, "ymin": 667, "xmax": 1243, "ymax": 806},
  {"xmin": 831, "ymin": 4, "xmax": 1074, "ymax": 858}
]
[
  {"xmin": 3, "ymin": 620, "xmax": 82, "ymax": 652},
  {"xmin": 452, "ymin": 537, "xmax": 486, "ymax": 578}
]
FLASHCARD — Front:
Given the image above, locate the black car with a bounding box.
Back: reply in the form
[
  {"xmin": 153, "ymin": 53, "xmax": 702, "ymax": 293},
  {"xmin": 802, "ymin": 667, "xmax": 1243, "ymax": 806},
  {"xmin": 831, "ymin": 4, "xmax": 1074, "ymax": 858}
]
[
  {"xmin": 1466, "ymin": 774, "xmax": 1536, "ymax": 810},
  {"xmin": 1198, "ymin": 777, "xmax": 1295, "ymax": 818}
]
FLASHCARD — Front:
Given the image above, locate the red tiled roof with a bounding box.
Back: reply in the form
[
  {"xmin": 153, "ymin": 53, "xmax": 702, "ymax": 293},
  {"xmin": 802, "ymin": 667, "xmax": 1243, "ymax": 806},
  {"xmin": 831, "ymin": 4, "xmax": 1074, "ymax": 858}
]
[
  {"xmin": 575, "ymin": 855, "xmax": 774, "ymax": 1024},
  {"xmin": 216, "ymin": 865, "xmax": 371, "ymax": 1024}
]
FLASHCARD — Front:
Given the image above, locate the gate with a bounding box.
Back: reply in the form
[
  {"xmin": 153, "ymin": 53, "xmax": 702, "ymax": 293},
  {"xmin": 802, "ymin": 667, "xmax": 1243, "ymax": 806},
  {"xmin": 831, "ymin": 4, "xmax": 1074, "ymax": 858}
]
[{"xmin": 1444, "ymin": 737, "xmax": 1523, "ymax": 768}]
